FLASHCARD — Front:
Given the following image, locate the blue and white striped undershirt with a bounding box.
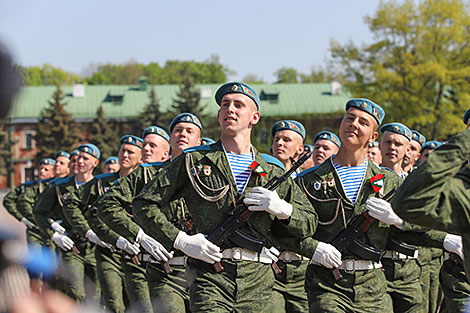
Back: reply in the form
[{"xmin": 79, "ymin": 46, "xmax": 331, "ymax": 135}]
[
  {"xmin": 225, "ymin": 151, "xmax": 253, "ymax": 194},
  {"xmin": 332, "ymin": 159, "xmax": 368, "ymax": 204}
]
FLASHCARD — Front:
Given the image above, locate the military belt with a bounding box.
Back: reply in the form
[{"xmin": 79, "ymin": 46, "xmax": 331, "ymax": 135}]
[
  {"xmin": 221, "ymin": 247, "xmax": 274, "ymax": 264},
  {"xmin": 338, "ymin": 259, "xmax": 382, "ymax": 272},
  {"xmin": 278, "ymin": 251, "xmax": 309, "ymax": 262},
  {"xmin": 124, "ymin": 253, "xmax": 187, "ymax": 266},
  {"xmin": 382, "ymin": 250, "xmax": 418, "ymax": 260}
]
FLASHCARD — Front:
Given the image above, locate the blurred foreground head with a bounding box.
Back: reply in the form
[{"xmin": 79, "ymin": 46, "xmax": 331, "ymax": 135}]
[{"xmin": 0, "ymin": 42, "xmax": 21, "ymax": 118}]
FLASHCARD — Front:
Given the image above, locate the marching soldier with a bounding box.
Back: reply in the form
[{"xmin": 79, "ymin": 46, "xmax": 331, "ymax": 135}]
[
  {"xmin": 132, "ymin": 82, "xmax": 317, "ymax": 312},
  {"xmin": 102, "ymin": 156, "xmax": 120, "ymax": 174},
  {"xmin": 417, "ymin": 140, "xmax": 442, "ymax": 166},
  {"xmin": 299, "ymin": 145, "xmax": 315, "ymax": 171},
  {"xmin": 402, "ymin": 131, "xmax": 425, "ymax": 173},
  {"xmin": 312, "ymin": 131, "xmax": 341, "ymax": 167},
  {"xmin": 271, "ymin": 120, "xmax": 305, "ymax": 176},
  {"xmin": 367, "ymin": 141, "xmax": 382, "ymax": 166}
]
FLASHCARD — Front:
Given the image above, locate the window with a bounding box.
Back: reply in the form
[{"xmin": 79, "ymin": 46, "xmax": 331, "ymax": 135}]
[{"xmin": 24, "ymin": 131, "xmax": 34, "ymax": 150}]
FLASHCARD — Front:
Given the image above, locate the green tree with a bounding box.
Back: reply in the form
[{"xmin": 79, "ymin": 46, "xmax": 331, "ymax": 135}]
[
  {"xmin": 330, "ymin": 0, "xmax": 470, "ymax": 139},
  {"xmin": 89, "ymin": 106, "xmax": 119, "ymax": 163},
  {"xmin": 0, "ymin": 125, "xmax": 13, "ymax": 176},
  {"xmin": 17, "ymin": 64, "xmax": 82, "ymax": 86},
  {"xmin": 139, "ymin": 87, "xmax": 164, "ymax": 129},
  {"xmin": 243, "ymin": 74, "xmax": 264, "ymax": 84},
  {"xmin": 172, "ymin": 73, "xmax": 204, "ymax": 116},
  {"xmin": 300, "ymin": 66, "xmax": 337, "ymax": 83},
  {"xmin": 35, "ymin": 84, "xmax": 80, "ymax": 163},
  {"xmin": 275, "ymin": 67, "xmax": 299, "ymax": 83}
]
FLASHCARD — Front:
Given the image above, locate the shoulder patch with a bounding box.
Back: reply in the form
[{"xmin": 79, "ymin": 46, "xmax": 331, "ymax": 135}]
[
  {"xmin": 297, "ymin": 164, "xmax": 321, "ymax": 178},
  {"xmin": 95, "ymin": 172, "xmax": 116, "ymax": 180},
  {"xmin": 183, "ymin": 145, "xmax": 211, "ymax": 153},
  {"xmin": 260, "ymin": 154, "xmax": 285, "ymax": 170},
  {"xmin": 140, "ymin": 162, "xmax": 164, "ymax": 168},
  {"xmin": 55, "ymin": 176, "xmax": 72, "ymax": 186}
]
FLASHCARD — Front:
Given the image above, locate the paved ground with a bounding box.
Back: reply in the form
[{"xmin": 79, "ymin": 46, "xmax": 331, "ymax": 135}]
[{"xmin": 0, "ymin": 190, "xmax": 27, "ymax": 245}]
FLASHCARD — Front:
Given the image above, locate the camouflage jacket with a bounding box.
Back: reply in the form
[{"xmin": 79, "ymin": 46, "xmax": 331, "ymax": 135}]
[
  {"xmin": 3, "ymin": 185, "xmax": 25, "ymax": 221},
  {"xmin": 16, "ymin": 178, "xmax": 54, "ymax": 224}
]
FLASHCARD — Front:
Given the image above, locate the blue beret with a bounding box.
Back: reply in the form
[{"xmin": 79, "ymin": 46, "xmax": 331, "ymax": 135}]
[
  {"xmin": 271, "ymin": 120, "xmax": 306, "ymax": 140},
  {"xmin": 303, "ymin": 144, "xmax": 314, "ymax": 153},
  {"xmin": 40, "ymin": 158, "xmax": 56, "ymax": 166},
  {"xmin": 411, "ymin": 130, "xmax": 426, "ymax": 146},
  {"xmin": 70, "ymin": 149, "xmax": 79, "ymax": 157},
  {"xmin": 261, "ymin": 153, "xmax": 285, "ymax": 170},
  {"xmin": 201, "ymin": 137, "xmax": 216, "ymax": 145},
  {"xmin": 120, "ymin": 135, "xmax": 143, "ymax": 149},
  {"xmin": 421, "ymin": 140, "xmax": 442, "ymax": 151},
  {"xmin": 78, "ymin": 143, "xmax": 100, "ymax": 159},
  {"xmin": 104, "ymin": 156, "xmax": 119, "ymax": 165},
  {"xmin": 380, "ymin": 122, "xmax": 412, "ymax": 141},
  {"xmin": 142, "ymin": 126, "xmax": 170, "ymax": 142},
  {"xmin": 314, "ymin": 131, "xmax": 341, "ymax": 148},
  {"xmin": 345, "ymin": 98, "xmax": 385, "ymax": 125},
  {"xmin": 215, "ymin": 82, "xmax": 260, "ymax": 109},
  {"xmin": 368, "ymin": 141, "xmax": 380, "ymax": 148},
  {"xmin": 55, "ymin": 150, "xmax": 70, "ymax": 159},
  {"xmin": 463, "ymin": 109, "xmax": 470, "ymax": 125},
  {"xmin": 169, "ymin": 113, "xmax": 202, "ymax": 133}
]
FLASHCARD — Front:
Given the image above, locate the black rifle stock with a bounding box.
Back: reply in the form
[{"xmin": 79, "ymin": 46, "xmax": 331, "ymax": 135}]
[{"xmin": 207, "ymin": 150, "xmax": 313, "ymax": 272}]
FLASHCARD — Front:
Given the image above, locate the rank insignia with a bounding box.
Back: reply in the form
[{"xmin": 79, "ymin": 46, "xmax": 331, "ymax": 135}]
[
  {"xmin": 369, "ymin": 174, "xmax": 385, "ymax": 193},
  {"xmin": 314, "ymin": 181, "xmax": 321, "ymax": 191},
  {"xmin": 250, "ymin": 161, "xmax": 267, "ymax": 177},
  {"xmin": 62, "ymin": 193, "xmax": 69, "ymax": 200},
  {"xmin": 203, "ymin": 165, "xmax": 211, "ymax": 176},
  {"xmin": 327, "ymin": 178, "xmax": 335, "ymax": 187}
]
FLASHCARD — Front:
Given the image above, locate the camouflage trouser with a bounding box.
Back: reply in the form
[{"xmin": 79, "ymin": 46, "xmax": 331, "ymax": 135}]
[
  {"xmin": 271, "ymin": 260, "xmax": 309, "ymax": 313},
  {"xmin": 58, "ymin": 240, "xmax": 100, "ymax": 303},
  {"xmin": 417, "ymin": 247, "xmax": 432, "ymax": 313},
  {"xmin": 186, "ymin": 258, "xmax": 275, "ymax": 313},
  {"xmin": 382, "ymin": 258, "xmax": 423, "ymax": 313},
  {"xmin": 305, "ymin": 264, "xmax": 390, "ymax": 313},
  {"xmin": 121, "ymin": 256, "xmax": 153, "ymax": 313},
  {"xmin": 427, "ymin": 252, "xmax": 443, "ymax": 313},
  {"xmin": 439, "ymin": 259, "xmax": 470, "ymax": 313},
  {"xmin": 146, "ymin": 262, "xmax": 190, "ymax": 313},
  {"xmin": 95, "ymin": 247, "xmax": 127, "ymax": 313}
]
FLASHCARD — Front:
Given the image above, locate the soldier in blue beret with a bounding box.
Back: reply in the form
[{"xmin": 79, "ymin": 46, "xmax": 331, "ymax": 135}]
[
  {"xmin": 379, "ymin": 122, "xmax": 412, "ymax": 179},
  {"xmin": 142, "ymin": 126, "xmax": 170, "ymax": 163},
  {"xmin": 402, "ymin": 130, "xmax": 426, "ymax": 173},
  {"xmin": 418, "ymin": 141, "xmax": 442, "ymax": 166},
  {"xmin": 367, "ymin": 141, "xmax": 382, "ymax": 166},
  {"xmin": 103, "ymin": 156, "xmax": 120, "ymax": 174},
  {"xmin": 300, "ymin": 144, "xmax": 315, "ymax": 171},
  {"xmin": 69, "ymin": 149, "xmax": 79, "ymax": 175},
  {"xmin": 271, "ymin": 120, "xmax": 306, "ymax": 176},
  {"xmin": 54, "ymin": 150, "xmax": 71, "ymax": 178},
  {"xmin": 215, "ymin": 81, "xmax": 260, "ymax": 109},
  {"xmin": 312, "ymin": 131, "xmax": 340, "ymax": 166},
  {"xmin": 169, "ymin": 113, "xmax": 202, "ymax": 159},
  {"xmin": 39, "ymin": 158, "xmax": 56, "ymax": 180},
  {"xmin": 463, "ymin": 108, "xmax": 470, "ymax": 127},
  {"xmin": 201, "ymin": 137, "xmax": 216, "ymax": 146}
]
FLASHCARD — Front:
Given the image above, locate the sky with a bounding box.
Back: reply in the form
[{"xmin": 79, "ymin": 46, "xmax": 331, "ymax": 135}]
[{"xmin": 0, "ymin": 0, "xmax": 379, "ymax": 83}]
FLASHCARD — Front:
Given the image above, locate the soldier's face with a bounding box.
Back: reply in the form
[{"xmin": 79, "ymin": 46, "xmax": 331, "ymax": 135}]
[
  {"xmin": 170, "ymin": 122, "xmax": 202, "ymax": 158},
  {"xmin": 142, "ymin": 134, "xmax": 170, "ymax": 163},
  {"xmin": 272, "ymin": 130, "xmax": 304, "ymax": 165},
  {"xmin": 217, "ymin": 93, "xmax": 260, "ymax": 136},
  {"xmin": 77, "ymin": 151, "xmax": 99, "ymax": 174},
  {"xmin": 418, "ymin": 148, "xmax": 434, "ymax": 165},
  {"xmin": 380, "ymin": 131, "xmax": 410, "ymax": 166},
  {"xmin": 69, "ymin": 155, "xmax": 79, "ymax": 174},
  {"xmin": 102, "ymin": 163, "xmax": 120, "ymax": 174},
  {"xmin": 313, "ymin": 139, "xmax": 339, "ymax": 165},
  {"xmin": 339, "ymin": 108, "xmax": 378, "ymax": 149},
  {"xmin": 119, "ymin": 143, "xmax": 142, "ymax": 170},
  {"xmin": 38, "ymin": 164, "xmax": 54, "ymax": 180},
  {"xmin": 403, "ymin": 140, "xmax": 421, "ymax": 167},
  {"xmin": 367, "ymin": 147, "xmax": 382, "ymax": 165},
  {"xmin": 54, "ymin": 156, "xmax": 70, "ymax": 177}
]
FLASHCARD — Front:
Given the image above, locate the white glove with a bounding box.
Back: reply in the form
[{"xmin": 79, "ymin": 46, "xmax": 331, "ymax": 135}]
[
  {"xmin": 244, "ymin": 187, "xmax": 293, "ymax": 220},
  {"xmin": 366, "ymin": 197, "xmax": 404, "ymax": 229},
  {"xmin": 116, "ymin": 236, "xmax": 141, "ymax": 255},
  {"xmin": 86, "ymin": 229, "xmax": 114, "ymax": 250},
  {"xmin": 21, "ymin": 217, "xmax": 37, "ymax": 229},
  {"xmin": 51, "ymin": 232, "xmax": 74, "ymax": 251},
  {"xmin": 311, "ymin": 242, "xmax": 342, "ymax": 269},
  {"xmin": 263, "ymin": 246, "xmax": 280, "ymax": 262},
  {"xmin": 444, "ymin": 234, "xmax": 464, "ymax": 260},
  {"xmin": 51, "ymin": 220, "xmax": 66, "ymax": 234},
  {"xmin": 173, "ymin": 231, "xmax": 222, "ymax": 264},
  {"xmin": 136, "ymin": 228, "xmax": 173, "ymax": 262}
]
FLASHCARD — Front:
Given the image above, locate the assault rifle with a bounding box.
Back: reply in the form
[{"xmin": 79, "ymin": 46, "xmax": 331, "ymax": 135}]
[
  {"xmin": 207, "ymin": 150, "xmax": 313, "ymax": 273},
  {"xmin": 330, "ymin": 189, "xmax": 395, "ymax": 280}
]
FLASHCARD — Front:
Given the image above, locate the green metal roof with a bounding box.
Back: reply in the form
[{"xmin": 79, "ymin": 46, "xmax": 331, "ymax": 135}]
[{"xmin": 9, "ymin": 83, "xmax": 351, "ymax": 120}]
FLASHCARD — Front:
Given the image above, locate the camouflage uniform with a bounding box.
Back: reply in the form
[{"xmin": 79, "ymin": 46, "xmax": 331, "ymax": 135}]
[
  {"xmin": 3, "ymin": 185, "xmax": 25, "ymax": 222},
  {"xmin": 132, "ymin": 142, "xmax": 317, "ymax": 313},
  {"xmin": 34, "ymin": 175, "xmax": 100, "ymax": 302},
  {"xmin": 97, "ymin": 162, "xmax": 167, "ymax": 313},
  {"xmin": 64, "ymin": 172, "xmax": 127, "ymax": 313},
  {"xmin": 391, "ymin": 129, "xmax": 470, "ymax": 280},
  {"xmin": 439, "ymin": 256, "xmax": 470, "ymax": 312},
  {"xmin": 294, "ymin": 158, "xmax": 401, "ymax": 312}
]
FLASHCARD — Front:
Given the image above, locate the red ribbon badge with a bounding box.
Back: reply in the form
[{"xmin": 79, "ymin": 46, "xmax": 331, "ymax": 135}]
[
  {"xmin": 369, "ymin": 174, "xmax": 384, "ymax": 193},
  {"xmin": 250, "ymin": 161, "xmax": 267, "ymax": 177}
]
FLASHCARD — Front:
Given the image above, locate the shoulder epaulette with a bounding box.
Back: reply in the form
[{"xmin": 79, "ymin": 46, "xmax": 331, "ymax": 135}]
[
  {"xmin": 55, "ymin": 176, "xmax": 73, "ymax": 186},
  {"xmin": 260, "ymin": 154, "xmax": 285, "ymax": 170},
  {"xmin": 140, "ymin": 162, "xmax": 164, "ymax": 168},
  {"xmin": 95, "ymin": 172, "xmax": 116, "ymax": 180},
  {"xmin": 183, "ymin": 145, "xmax": 211, "ymax": 153},
  {"xmin": 297, "ymin": 164, "xmax": 321, "ymax": 178}
]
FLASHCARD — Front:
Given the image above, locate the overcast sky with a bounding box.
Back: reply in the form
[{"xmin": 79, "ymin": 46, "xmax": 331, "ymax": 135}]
[{"xmin": 0, "ymin": 0, "xmax": 379, "ymax": 82}]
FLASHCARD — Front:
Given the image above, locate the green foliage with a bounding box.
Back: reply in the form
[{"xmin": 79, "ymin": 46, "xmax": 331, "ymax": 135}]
[
  {"xmin": 275, "ymin": 67, "xmax": 299, "ymax": 83},
  {"xmin": 242, "ymin": 74, "xmax": 264, "ymax": 84},
  {"xmin": 172, "ymin": 73, "xmax": 204, "ymax": 116},
  {"xmin": 89, "ymin": 106, "xmax": 120, "ymax": 163},
  {"xmin": 138, "ymin": 87, "xmax": 165, "ymax": 129},
  {"xmin": 330, "ymin": 0, "xmax": 470, "ymax": 139},
  {"xmin": 300, "ymin": 66, "xmax": 337, "ymax": 83},
  {"xmin": 35, "ymin": 84, "xmax": 80, "ymax": 163},
  {"xmin": 0, "ymin": 125, "xmax": 13, "ymax": 176},
  {"xmin": 17, "ymin": 63, "xmax": 82, "ymax": 86}
]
